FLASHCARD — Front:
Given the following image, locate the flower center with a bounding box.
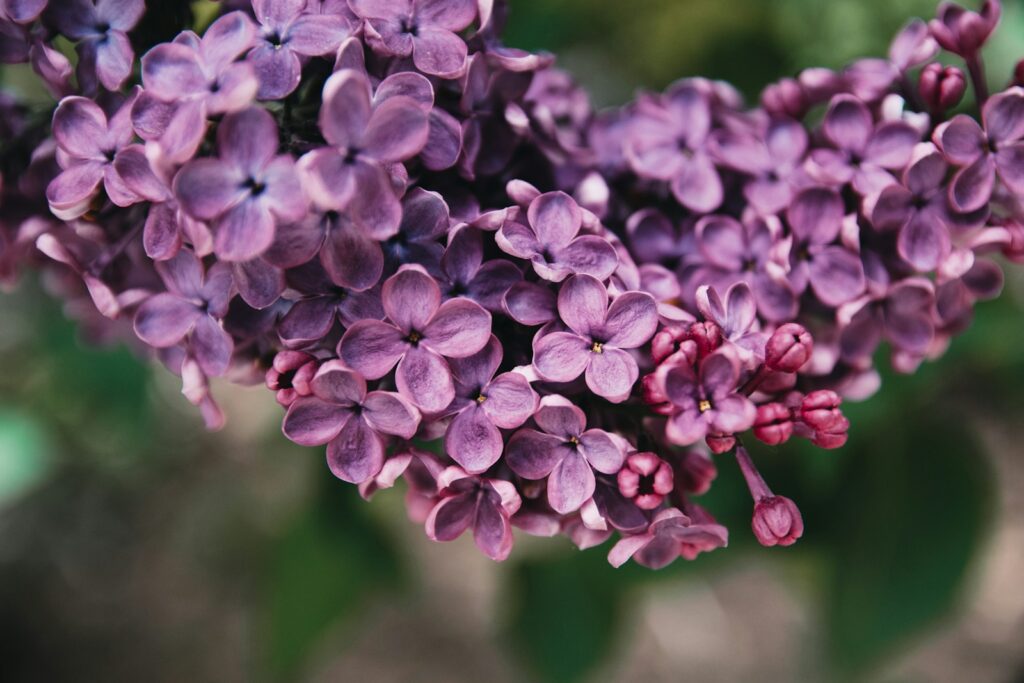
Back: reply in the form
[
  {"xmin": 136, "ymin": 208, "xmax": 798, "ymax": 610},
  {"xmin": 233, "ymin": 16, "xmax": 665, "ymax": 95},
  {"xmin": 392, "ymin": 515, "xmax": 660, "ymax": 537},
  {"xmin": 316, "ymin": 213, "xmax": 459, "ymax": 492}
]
[
  {"xmin": 568, "ymin": 435, "xmax": 580, "ymax": 446},
  {"xmin": 698, "ymin": 399, "xmax": 712, "ymax": 413},
  {"xmin": 476, "ymin": 393, "xmax": 488, "ymax": 404},
  {"xmin": 243, "ymin": 177, "xmax": 266, "ymax": 196},
  {"xmin": 407, "ymin": 331, "xmax": 422, "ymax": 344},
  {"xmin": 591, "ymin": 341, "xmax": 604, "ymax": 354},
  {"xmin": 400, "ymin": 18, "xmax": 419, "ymax": 36}
]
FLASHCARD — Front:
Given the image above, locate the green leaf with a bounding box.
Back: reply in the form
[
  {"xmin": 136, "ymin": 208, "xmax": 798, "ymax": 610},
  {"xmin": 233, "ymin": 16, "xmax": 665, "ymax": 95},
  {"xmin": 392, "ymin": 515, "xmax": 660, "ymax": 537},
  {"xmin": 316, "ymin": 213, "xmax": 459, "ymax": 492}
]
[
  {"xmin": 504, "ymin": 549, "xmax": 626, "ymax": 683},
  {"xmin": 823, "ymin": 409, "xmax": 992, "ymax": 675},
  {"xmin": 262, "ymin": 480, "xmax": 404, "ymax": 681},
  {"xmin": 0, "ymin": 409, "xmax": 53, "ymax": 507}
]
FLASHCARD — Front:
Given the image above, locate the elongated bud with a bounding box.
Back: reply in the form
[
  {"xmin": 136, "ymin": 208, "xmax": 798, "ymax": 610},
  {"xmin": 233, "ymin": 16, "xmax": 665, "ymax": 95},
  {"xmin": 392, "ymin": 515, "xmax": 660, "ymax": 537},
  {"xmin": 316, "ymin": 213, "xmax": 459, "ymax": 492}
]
[
  {"xmin": 752, "ymin": 496, "xmax": 804, "ymax": 547},
  {"xmin": 919, "ymin": 63, "xmax": 966, "ymax": 111},
  {"xmin": 765, "ymin": 323, "xmax": 813, "ymax": 373},
  {"xmin": 705, "ymin": 432, "xmax": 736, "ymax": 454},
  {"xmin": 753, "ymin": 402, "xmax": 793, "ymax": 445}
]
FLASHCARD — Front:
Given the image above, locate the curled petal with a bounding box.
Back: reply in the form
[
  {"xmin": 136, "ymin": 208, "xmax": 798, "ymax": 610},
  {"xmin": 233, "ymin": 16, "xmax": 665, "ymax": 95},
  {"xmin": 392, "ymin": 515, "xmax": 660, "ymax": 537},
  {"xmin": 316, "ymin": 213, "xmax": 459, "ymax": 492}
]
[{"xmin": 363, "ymin": 390, "xmax": 420, "ymax": 439}]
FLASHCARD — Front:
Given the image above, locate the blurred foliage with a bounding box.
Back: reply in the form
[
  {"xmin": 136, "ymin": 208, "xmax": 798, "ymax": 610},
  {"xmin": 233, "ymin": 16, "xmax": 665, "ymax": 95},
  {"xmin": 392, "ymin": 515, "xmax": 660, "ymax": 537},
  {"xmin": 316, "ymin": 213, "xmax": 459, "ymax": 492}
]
[{"xmin": 2, "ymin": 1, "xmax": 1024, "ymax": 682}]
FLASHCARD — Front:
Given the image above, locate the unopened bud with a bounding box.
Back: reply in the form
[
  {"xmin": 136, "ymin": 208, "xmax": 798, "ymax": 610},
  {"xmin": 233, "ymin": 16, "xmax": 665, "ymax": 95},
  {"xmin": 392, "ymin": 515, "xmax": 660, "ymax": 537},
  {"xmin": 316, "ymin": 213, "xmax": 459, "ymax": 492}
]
[
  {"xmin": 651, "ymin": 326, "xmax": 688, "ymax": 364},
  {"xmin": 266, "ymin": 351, "xmax": 317, "ymax": 407},
  {"xmin": 765, "ymin": 323, "xmax": 813, "ymax": 373},
  {"xmin": 673, "ymin": 449, "xmax": 717, "ymax": 496},
  {"xmin": 687, "ymin": 320, "xmax": 723, "ymax": 358},
  {"xmin": 753, "ymin": 402, "xmax": 793, "ymax": 445},
  {"xmin": 752, "ymin": 496, "xmax": 804, "ymax": 547},
  {"xmin": 800, "ymin": 390, "xmax": 850, "ymax": 449},
  {"xmin": 919, "ymin": 63, "xmax": 966, "ymax": 112},
  {"xmin": 705, "ymin": 432, "xmax": 736, "ymax": 454},
  {"xmin": 761, "ymin": 78, "xmax": 806, "ymax": 119}
]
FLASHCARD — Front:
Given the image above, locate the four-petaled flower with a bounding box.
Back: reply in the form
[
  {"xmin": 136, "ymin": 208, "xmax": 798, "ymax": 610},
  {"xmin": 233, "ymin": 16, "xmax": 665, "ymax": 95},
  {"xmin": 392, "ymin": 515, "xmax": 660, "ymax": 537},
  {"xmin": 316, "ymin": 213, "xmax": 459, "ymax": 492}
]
[
  {"xmin": 282, "ymin": 360, "xmax": 421, "ymax": 483},
  {"xmin": 425, "ymin": 466, "xmax": 522, "ymax": 561},
  {"xmin": 661, "ymin": 348, "xmax": 756, "ymax": 446},
  {"xmin": 607, "ymin": 508, "xmax": 729, "ymax": 569}
]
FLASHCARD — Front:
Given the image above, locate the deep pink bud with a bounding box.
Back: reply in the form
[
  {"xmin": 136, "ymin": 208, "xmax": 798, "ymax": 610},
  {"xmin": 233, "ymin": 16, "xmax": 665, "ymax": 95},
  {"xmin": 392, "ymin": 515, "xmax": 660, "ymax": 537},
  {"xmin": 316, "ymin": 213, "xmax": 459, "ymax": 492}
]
[
  {"xmin": 918, "ymin": 63, "xmax": 966, "ymax": 111},
  {"xmin": 761, "ymin": 77, "xmax": 807, "ymax": 118},
  {"xmin": 705, "ymin": 433, "xmax": 736, "ymax": 454},
  {"xmin": 1015, "ymin": 59, "xmax": 1024, "ymax": 87},
  {"xmin": 751, "ymin": 496, "xmax": 804, "ymax": 547},
  {"xmin": 765, "ymin": 323, "xmax": 813, "ymax": 373},
  {"xmin": 651, "ymin": 326, "xmax": 688, "ymax": 364},
  {"xmin": 266, "ymin": 351, "xmax": 317, "ymax": 407},
  {"xmin": 800, "ymin": 390, "xmax": 850, "ymax": 449},
  {"xmin": 687, "ymin": 320, "xmax": 723, "ymax": 358},
  {"xmin": 640, "ymin": 373, "xmax": 672, "ymax": 413},
  {"xmin": 673, "ymin": 449, "xmax": 717, "ymax": 496},
  {"xmin": 617, "ymin": 452, "xmax": 674, "ymax": 510},
  {"xmin": 928, "ymin": 0, "xmax": 1001, "ymax": 58},
  {"xmin": 753, "ymin": 402, "xmax": 794, "ymax": 445}
]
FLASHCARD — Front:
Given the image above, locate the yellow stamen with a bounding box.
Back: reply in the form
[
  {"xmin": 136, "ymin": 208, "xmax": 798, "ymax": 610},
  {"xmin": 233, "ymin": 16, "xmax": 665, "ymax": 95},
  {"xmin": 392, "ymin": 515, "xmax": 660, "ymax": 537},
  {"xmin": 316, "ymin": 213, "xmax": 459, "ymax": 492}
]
[
  {"xmin": 476, "ymin": 394, "xmax": 487, "ymax": 404},
  {"xmin": 698, "ymin": 399, "xmax": 712, "ymax": 413},
  {"xmin": 591, "ymin": 342, "xmax": 604, "ymax": 354}
]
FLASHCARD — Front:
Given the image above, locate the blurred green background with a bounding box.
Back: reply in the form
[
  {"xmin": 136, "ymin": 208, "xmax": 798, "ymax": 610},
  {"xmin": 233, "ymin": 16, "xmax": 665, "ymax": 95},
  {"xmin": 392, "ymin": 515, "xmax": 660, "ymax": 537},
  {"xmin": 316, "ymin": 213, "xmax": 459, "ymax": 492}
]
[{"xmin": 3, "ymin": 1, "xmax": 1024, "ymax": 681}]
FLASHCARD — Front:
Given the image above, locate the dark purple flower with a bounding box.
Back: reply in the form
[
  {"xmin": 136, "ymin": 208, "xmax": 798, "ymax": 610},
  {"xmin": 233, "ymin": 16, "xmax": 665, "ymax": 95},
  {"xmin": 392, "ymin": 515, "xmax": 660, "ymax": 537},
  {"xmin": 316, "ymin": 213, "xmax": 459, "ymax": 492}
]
[
  {"xmin": 933, "ymin": 88, "xmax": 1024, "ymax": 213},
  {"xmin": 439, "ymin": 225, "xmax": 522, "ymax": 311},
  {"xmin": 625, "ymin": 83, "xmax": 722, "ymax": 212},
  {"xmin": 607, "ymin": 508, "xmax": 728, "ymax": 569},
  {"xmin": 46, "ymin": 95, "xmax": 139, "ymax": 219},
  {"xmin": 339, "ymin": 264, "xmax": 492, "ymax": 413},
  {"xmin": 496, "ymin": 190, "xmax": 617, "ymax": 282},
  {"xmin": 350, "ymin": 0, "xmax": 476, "ymax": 78},
  {"xmin": 282, "ymin": 360, "xmax": 420, "ymax": 483},
  {"xmin": 710, "ymin": 117, "xmax": 809, "ymax": 215},
  {"xmin": 46, "ymin": 0, "xmax": 143, "ymax": 92},
  {"xmin": 694, "ymin": 214, "xmax": 797, "ymax": 321},
  {"xmin": 425, "ymin": 466, "xmax": 521, "ymax": 561},
  {"xmin": 133, "ymin": 250, "xmax": 235, "ymax": 377},
  {"xmin": 0, "ymin": 18, "xmax": 30, "ymax": 64},
  {"xmin": 808, "ymin": 94, "xmax": 920, "ymax": 195},
  {"xmin": 277, "ymin": 261, "xmax": 384, "ymax": 346},
  {"xmin": 505, "ymin": 395, "xmax": 625, "ymax": 514},
  {"xmin": 298, "ymin": 69, "xmax": 429, "ymax": 237},
  {"xmin": 661, "ymin": 348, "xmax": 756, "ymax": 446},
  {"xmin": 838, "ymin": 278, "xmax": 935, "ymax": 365},
  {"xmin": 533, "ymin": 274, "xmax": 658, "ymax": 402},
  {"xmin": 174, "ymin": 106, "xmax": 306, "ymax": 262},
  {"xmin": 443, "ymin": 336, "xmax": 538, "ymax": 473},
  {"xmin": 248, "ymin": 0, "xmax": 353, "ymax": 99},
  {"xmin": 783, "ymin": 187, "xmax": 866, "ymax": 306}
]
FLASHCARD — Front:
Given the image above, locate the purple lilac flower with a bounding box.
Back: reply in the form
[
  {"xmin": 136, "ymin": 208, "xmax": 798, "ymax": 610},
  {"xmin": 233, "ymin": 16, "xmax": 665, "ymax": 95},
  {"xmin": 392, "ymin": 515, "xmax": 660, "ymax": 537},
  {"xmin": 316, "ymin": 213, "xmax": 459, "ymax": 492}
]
[
  {"xmin": 625, "ymin": 83, "xmax": 722, "ymax": 213},
  {"xmin": 782, "ymin": 186, "xmax": 866, "ymax": 307},
  {"xmin": 282, "ymin": 360, "xmax": 421, "ymax": 483},
  {"xmin": 505, "ymin": 395, "xmax": 625, "ymax": 514},
  {"xmin": 339, "ymin": 265, "xmax": 492, "ymax": 413},
  {"xmin": 933, "ymin": 88, "xmax": 1024, "ymax": 212},
  {"xmin": 248, "ymin": 0, "xmax": 353, "ymax": 100},
  {"xmin": 298, "ymin": 69, "xmax": 429, "ymax": 237},
  {"xmin": 929, "ymin": 0, "xmax": 1000, "ymax": 59},
  {"xmin": 349, "ymin": 0, "xmax": 476, "ymax": 78},
  {"xmin": 442, "ymin": 336, "xmax": 538, "ymax": 473},
  {"xmin": 2, "ymin": 0, "xmax": 47, "ymax": 23},
  {"xmin": 607, "ymin": 508, "xmax": 728, "ymax": 569},
  {"xmin": 496, "ymin": 190, "xmax": 617, "ymax": 282},
  {"xmin": 277, "ymin": 261, "xmax": 384, "ymax": 346},
  {"xmin": 133, "ymin": 250, "xmax": 234, "ymax": 377},
  {"xmin": 661, "ymin": 348, "xmax": 756, "ymax": 446},
  {"xmin": 46, "ymin": 95, "xmax": 138, "ymax": 220},
  {"xmin": 808, "ymin": 94, "xmax": 920, "ymax": 195},
  {"xmin": 174, "ymin": 106, "xmax": 306, "ymax": 262},
  {"xmin": 532, "ymin": 274, "xmax": 658, "ymax": 402},
  {"xmin": 838, "ymin": 278, "xmax": 935, "ymax": 366},
  {"xmin": 45, "ymin": 0, "xmax": 143, "ymax": 92},
  {"xmin": 439, "ymin": 225, "xmax": 522, "ymax": 311},
  {"xmin": 137, "ymin": 11, "xmax": 258, "ymax": 162},
  {"xmin": 425, "ymin": 466, "xmax": 521, "ymax": 561},
  {"xmin": 695, "ymin": 282, "xmax": 766, "ymax": 363}
]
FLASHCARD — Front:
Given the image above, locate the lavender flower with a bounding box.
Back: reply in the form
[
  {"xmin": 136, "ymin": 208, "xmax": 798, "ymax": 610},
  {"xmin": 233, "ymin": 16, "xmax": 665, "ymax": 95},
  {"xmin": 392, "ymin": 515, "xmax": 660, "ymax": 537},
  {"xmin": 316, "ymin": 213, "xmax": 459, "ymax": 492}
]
[
  {"xmin": 660, "ymin": 348, "xmax": 756, "ymax": 446},
  {"xmin": 425, "ymin": 466, "xmax": 521, "ymax": 561},
  {"xmin": 46, "ymin": 0, "xmax": 143, "ymax": 92},
  {"xmin": 607, "ymin": 508, "xmax": 728, "ymax": 569}
]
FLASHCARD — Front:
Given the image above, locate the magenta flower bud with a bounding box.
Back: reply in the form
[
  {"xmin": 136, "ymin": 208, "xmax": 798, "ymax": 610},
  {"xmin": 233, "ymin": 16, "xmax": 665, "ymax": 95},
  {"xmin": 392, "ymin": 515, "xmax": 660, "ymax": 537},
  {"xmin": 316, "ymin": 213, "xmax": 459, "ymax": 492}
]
[
  {"xmin": 673, "ymin": 449, "xmax": 717, "ymax": 496},
  {"xmin": 686, "ymin": 320, "xmax": 723, "ymax": 359},
  {"xmin": 640, "ymin": 373, "xmax": 672, "ymax": 413},
  {"xmin": 617, "ymin": 452, "xmax": 674, "ymax": 510},
  {"xmin": 1015, "ymin": 58, "xmax": 1024, "ymax": 87},
  {"xmin": 266, "ymin": 351, "xmax": 317, "ymax": 407},
  {"xmin": 765, "ymin": 323, "xmax": 813, "ymax": 373},
  {"xmin": 651, "ymin": 325, "xmax": 688, "ymax": 364},
  {"xmin": 753, "ymin": 402, "xmax": 794, "ymax": 446},
  {"xmin": 800, "ymin": 390, "xmax": 850, "ymax": 449},
  {"xmin": 761, "ymin": 77, "xmax": 806, "ymax": 119},
  {"xmin": 751, "ymin": 496, "xmax": 804, "ymax": 547},
  {"xmin": 705, "ymin": 432, "xmax": 736, "ymax": 454},
  {"xmin": 918, "ymin": 63, "xmax": 966, "ymax": 111}
]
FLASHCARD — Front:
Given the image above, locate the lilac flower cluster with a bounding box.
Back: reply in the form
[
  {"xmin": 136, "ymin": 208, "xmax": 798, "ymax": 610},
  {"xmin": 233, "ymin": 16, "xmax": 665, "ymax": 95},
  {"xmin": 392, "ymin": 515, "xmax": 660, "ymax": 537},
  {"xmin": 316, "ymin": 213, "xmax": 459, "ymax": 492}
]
[{"xmin": 3, "ymin": 0, "xmax": 1024, "ymax": 568}]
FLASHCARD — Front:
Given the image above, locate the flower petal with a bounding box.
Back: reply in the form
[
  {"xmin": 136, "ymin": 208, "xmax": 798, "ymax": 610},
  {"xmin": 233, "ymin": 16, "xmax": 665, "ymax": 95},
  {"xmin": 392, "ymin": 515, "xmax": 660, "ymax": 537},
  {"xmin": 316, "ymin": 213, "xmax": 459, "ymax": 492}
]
[
  {"xmin": 532, "ymin": 331, "xmax": 590, "ymax": 383},
  {"xmin": 585, "ymin": 347, "xmax": 639, "ymax": 402},
  {"xmin": 422, "ymin": 297, "xmax": 492, "ymax": 357},
  {"xmin": 327, "ymin": 415, "xmax": 385, "ymax": 483},
  {"xmin": 338, "ymin": 319, "xmax": 407, "ymax": 379},
  {"xmin": 319, "ymin": 69, "xmax": 371, "ymax": 149},
  {"xmin": 383, "ymin": 264, "xmax": 440, "ymax": 333},
  {"xmin": 505, "ymin": 429, "xmax": 569, "ymax": 479},
  {"xmin": 395, "ymin": 345, "xmax": 455, "ymax": 413},
  {"xmin": 823, "ymin": 94, "xmax": 872, "ymax": 153},
  {"xmin": 528, "ymin": 191, "xmax": 582, "ymax": 249},
  {"xmin": 547, "ymin": 450, "xmax": 595, "ymax": 514},
  {"xmin": 808, "ymin": 246, "xmax": 866, "ymax": 306},
  {"xmin": 282, "ymin": 396, "xmax": 349, "ymax": 446},
  {"xmin": 481, "ymin": 372, "xmax": 537, "ymax": 429},
  {"xmin": 363, "ymin": 390, "xmax": 420, "ymax": 439},
  {"xmin": 602, "ymin": 291, "xmax": 658, "ymax": 348},
  {"xmin": 134, "ymin": 293, "xmax": 200, "ymax": 347},
  {"xmin": 557, "ymin": 273, "xmax": 608, "ymax": 338},
  {"xmin": 444, "ymin": 405, "xmax": 503, "ymax": 473}
]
